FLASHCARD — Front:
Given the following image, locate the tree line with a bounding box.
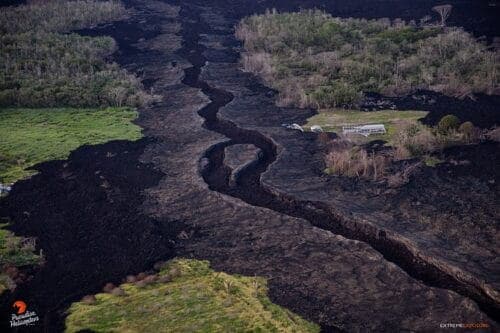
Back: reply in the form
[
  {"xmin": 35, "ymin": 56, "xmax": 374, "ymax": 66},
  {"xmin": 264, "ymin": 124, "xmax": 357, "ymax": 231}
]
[
  {"xmin": 236, "ymin": 9, "xmax": 499, "ymax": 109},
  {"xmin": 0, "ymin": 0, "xmax": 156, "ymax": 108}
]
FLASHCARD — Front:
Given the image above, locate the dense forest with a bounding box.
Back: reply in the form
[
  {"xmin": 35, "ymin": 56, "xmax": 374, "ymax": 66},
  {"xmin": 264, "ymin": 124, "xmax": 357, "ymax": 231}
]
[
  {"xmin": 237, "ymin": 9, "xmax": 499, "ymax": 108},
  {"xmin": 0, "ymin": 0, "xmax": 155, "ymax": 107}
]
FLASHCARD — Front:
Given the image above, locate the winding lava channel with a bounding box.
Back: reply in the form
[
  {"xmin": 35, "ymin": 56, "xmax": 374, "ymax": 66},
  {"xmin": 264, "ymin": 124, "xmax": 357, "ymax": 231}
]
[
  {"xmin": 175, "ymin": 3, "xmax": 500, "ymax": 324},
  {"xmin": 0, "ymin": 1, "xmax": 498, "ymax": 331}
]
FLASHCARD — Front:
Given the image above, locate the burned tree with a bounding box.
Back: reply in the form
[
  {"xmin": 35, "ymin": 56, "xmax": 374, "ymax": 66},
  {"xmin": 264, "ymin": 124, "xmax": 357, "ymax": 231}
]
[{"xmin": 432, "ymin": 4, "xmax": 453, "ymax": 26}]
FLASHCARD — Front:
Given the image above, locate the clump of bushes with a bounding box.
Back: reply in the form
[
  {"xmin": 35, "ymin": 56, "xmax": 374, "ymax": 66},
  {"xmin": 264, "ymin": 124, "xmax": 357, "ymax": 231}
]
[
  {"xmin": 81, "ymin": 295, "xmax": 97, "ymax": 305},
  {"xmin": 236, "ymin": 9, "xmax": 499, "ymax": 109},
  {"xmin": 437, "ymin": 114, "xmax": 460, "ymax": 134},
  {"xmin": 102, "ymin": 282, "xmax": 116, "ymax": 293},
  {"xmin": 0, "ymin": 0, "xmax": 156, "ymax": 108},
  {"xmin": 486, "ymin": 127, "xmax": 500, "ymax": 142},
  {"xmin": 393, "ymin": 115, "xmax": 484, "ymax": 160},
  {"xmin": 324, "ymin": 114, "xmax": 484, "ymax": 183},
  {"xmin": 111, "ymin": 287, "xmax": 126, "ymax": 296},
  {"xmin": 393, "ymin": 121, "xmax": 440, "ymax": 159},
  {"xmin": 310, "ymin": 82, "xmax": 362, "ymax": 108},
  {"xmin": 325, "ymin": 140, "xmax": 389, "ymax": 180},
  {"xmin": 458, "ymin": 121, "xmax": 482, "ymax": 142}
]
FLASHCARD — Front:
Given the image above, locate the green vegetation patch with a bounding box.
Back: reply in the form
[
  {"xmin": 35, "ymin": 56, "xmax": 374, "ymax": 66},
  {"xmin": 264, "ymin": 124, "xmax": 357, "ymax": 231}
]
[
  {"xmin": 66, "ymin": 259, "xmax": 320, "ymax": 333},
  {"xmin": 306, "ymin": 109, "xmax": 428, "ymax": 141},
  {"xmin": 237, "ymin": 10, "xmax": 499, "ymax": 109},
  {"xmin": 0, "ymin": 32, "xmax": 150, "ymax": 108},
  {"xmin": 0, "ymin": 222, "xmax": 42, "ymax": 294},
  {"xmin": 0, "ymin": 107, "xmax": 142, "ymax": 183},
  {"xmin": 0, "ymin": 0, "xmax": 128, "ymax": 34},
  {"xmin": 0, "ymin": 0, "xmax": 154, "ymax": 108}
]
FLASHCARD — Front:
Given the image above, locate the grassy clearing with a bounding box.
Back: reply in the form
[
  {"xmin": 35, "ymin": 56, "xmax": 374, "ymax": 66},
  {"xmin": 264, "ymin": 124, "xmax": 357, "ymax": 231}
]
[
  {"xmin": 0, "ymin": 222, "xmax": 42, "ymax": 294},
  {"xmin": 0, "ymin": 107, "xmax": 142, "ymax": 183},
  {"xmin": 66, "ymin": 259, "xmax": 320, "ymax": 333},
  {"xmin": 306, "ymin": 109, "xmax": 428, "ymax": 142}
]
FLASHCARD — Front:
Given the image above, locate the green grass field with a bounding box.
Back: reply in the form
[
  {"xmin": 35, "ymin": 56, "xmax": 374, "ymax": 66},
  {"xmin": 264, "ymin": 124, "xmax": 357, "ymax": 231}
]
[
  {"xmin": 66, "ymin": 259, "xmax": 320, "ymax": 333},
  {"xmin": 305, "ymin": 109, "xmax": 428, "ymax": 142},
  {"xmin": 0, "ymin": 107, "xmax": 142, "ymax": 184}
]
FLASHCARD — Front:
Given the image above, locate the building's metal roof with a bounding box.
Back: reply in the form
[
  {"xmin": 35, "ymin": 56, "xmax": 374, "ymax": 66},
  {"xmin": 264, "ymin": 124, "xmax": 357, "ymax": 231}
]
[
  {"xmin": 358, "ymin": 124, "xmax": 385, "ymax": 130},
  {"xmin": 342, "ymin": 124, "xmax": 386, "ymax": 136}
]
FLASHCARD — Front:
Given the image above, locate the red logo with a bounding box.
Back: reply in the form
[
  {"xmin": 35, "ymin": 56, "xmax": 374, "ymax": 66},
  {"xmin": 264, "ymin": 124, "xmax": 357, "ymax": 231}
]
[{"xmin": 13, "ymin": 300, "xmax": 27, "ymax": 315}]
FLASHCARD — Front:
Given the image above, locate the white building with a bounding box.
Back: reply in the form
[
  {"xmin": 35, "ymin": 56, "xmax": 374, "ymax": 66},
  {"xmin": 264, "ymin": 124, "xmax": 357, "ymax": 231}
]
[
  {"xmin": 342, "ymin": 124, "xmax": 386, "ymax": 137},
  {"xmin": 282, "ymin": 123, "xmax": 304, "ymax": 132},
  {"xmin": 0, "ymin": 184, "xmax": 11, "ymax": 195},
  {"xmin": 310, "ymin": 125, "xmax": 323, "ymax": 133}
]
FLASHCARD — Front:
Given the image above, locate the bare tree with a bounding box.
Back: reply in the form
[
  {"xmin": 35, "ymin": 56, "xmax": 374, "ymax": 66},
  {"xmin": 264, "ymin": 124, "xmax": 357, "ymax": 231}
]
[{"xmin": 432, "ymin": 4, "xmax": 453, "ymax": 26}]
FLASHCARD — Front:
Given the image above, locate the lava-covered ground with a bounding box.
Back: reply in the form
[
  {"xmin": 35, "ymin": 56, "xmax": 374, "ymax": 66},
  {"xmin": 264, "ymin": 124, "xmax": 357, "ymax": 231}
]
[
  {"xmin": 0, "ymin": 0, "xmax": 499, "ymax": 332},
  {"xmin": 0, "ymin": 139, "xmax": 182, "ymax": 332}
]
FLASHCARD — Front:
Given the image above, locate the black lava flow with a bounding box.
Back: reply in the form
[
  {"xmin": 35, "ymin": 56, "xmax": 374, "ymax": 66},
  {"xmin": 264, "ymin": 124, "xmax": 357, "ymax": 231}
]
[{"xmin": 175, "ymin": 4, "xmax": 500, "ymax": 324}]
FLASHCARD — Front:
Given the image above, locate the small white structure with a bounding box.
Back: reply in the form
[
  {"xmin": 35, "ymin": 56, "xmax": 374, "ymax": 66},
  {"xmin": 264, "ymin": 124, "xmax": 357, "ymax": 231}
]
[
  {"xmin": 0, "ymin": 184, "xmax": 11, "ymax": 195},
  {"xmin": 342, "ymin": 124, "xmax": 386, "ymax": 137},
  {"xmin": 310, "ymin": 125, "xmax": 323, "ymax": 133},
  {"xmin": 282, "ymin": 123, "xmax": 304, "ymax": 132}
]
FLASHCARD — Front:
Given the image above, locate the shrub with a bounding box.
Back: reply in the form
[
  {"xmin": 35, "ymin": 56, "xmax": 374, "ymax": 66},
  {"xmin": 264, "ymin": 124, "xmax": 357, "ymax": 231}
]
[
  {"xmin": 310, "ymin": 81, "xmax": 362, "ymax": 108},
  {"xmin": 458, "ymin": 121, "xmax": 480, "ymax": 143},
  {"xmin": 111, "ymin": 287, "xmax": 126, "ymax": 296},
  {"xmin": 241, "ymin": 52, "xmax": 273, "ymax": 78},
  {"xmin": 81, "ymin": 295, "xmax": 97, "ymax": 305},
  {"xmin": 135, "ymin": 280, "xmax": 147, "ymax": 288},
  {"xmin": 102, "ymin": 283, "xmax": 115, "ymax": 293},
  {"xmin": 486, "ymin": 127, "xmax": 500, "ymax": 142},
  {"xmin": 325, "ymin": 141, "xmax": 389, "ymax": 180},
  {"xmin": 143, "ymin": 275, "xmax": 158, "ymax": 285},
  {"xmin": 158, "ymin": 275, "xmax": 173, "ymax": 283},
  {"xmin": 169, "ymin": 267, "xmax": 181, "ymax": 279},
  {"xmin": 136, "ymin": 272, "xmax": 147, "ymax": 281},
  {"xmin": 423, "ymin": 155, "xmax": 443, "ymax": 167},
  {"xmin": 437, "ymin": 115, "xmax": 460, "ymax": 134},
  {"xmin": 153, "ymin": 261, "xmax": 168, "ymax": 271},
  {"xmin": 125, "ymin": 275, "xmax": 137, "ymax": 283},
  {"xmin": 458, "ymin": 121, "xmax": 474, "ymax": 134},
  {"xmin": 393, "ymin": 121, "xmax": 439, "ymax": 158},
  {"xmin": 387, "ymin": 162, "xmax": 421, "ymax": 188}
]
